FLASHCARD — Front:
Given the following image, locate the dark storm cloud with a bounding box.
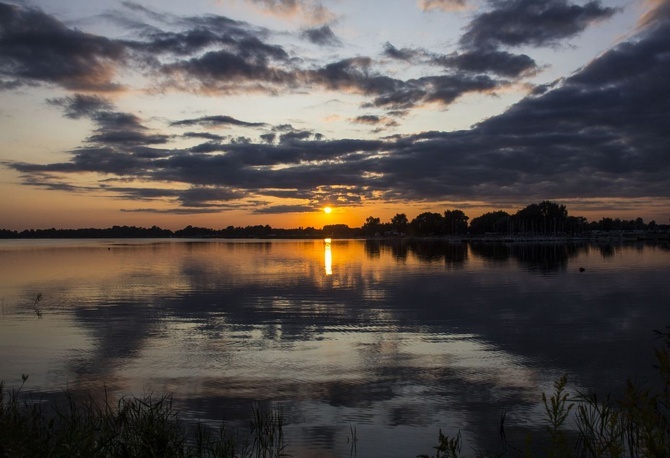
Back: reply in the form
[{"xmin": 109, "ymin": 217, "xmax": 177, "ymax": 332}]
[
  {"xmin": 171, "ymin": 115, "xmax": 266, "ymax": 128},
  {"xmin": 301, "ymin": 25, "xmax": 341, "ymax": 46},
  {"xmin": 461, "ymin": 0, "xmax": 618, "ymax": 49},
  {"xmin": 0, "ymin": 2, "xmax": 126, "ymax": 91}
]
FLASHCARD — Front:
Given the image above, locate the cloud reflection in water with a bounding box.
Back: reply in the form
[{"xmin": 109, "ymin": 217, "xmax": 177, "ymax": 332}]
[{"xmin": 1, "ymin": 240, "xmax": 669, "ymax": 455}]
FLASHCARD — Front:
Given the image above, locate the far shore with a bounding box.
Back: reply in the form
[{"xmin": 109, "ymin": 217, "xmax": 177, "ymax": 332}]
[
  {"xmin": 1, "ymin": 230, "xmax": 668, "ymax": 242},
  {"xmin": 356, "ymin": 230, "xmax": 670, "ymax": 243}
]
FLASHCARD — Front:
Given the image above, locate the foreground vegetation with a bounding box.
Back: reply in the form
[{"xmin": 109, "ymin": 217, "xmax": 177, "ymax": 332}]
[
  {"xmin": 0, "ymin": 381, "xmax": 286, "ymax": 458},
  {"xmin": 3, "ymin": 328, "xmax": 670, "ymax": 457},
  {"xmin": 420, "ymin": 327, "xmax": 670, "ymax": 458}
]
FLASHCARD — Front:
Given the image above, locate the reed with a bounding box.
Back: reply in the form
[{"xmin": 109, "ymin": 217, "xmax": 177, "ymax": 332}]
[
  {"xmin": 4, "ymin": 328, "xmax": 670, "ymax": 457},
  {"xmin": 420, "ymin": 327, "xmax": 670, "ymax": 457},
  {"xmin": 0, "ymin": 380, "xmax": 286, "ymax": 458}
]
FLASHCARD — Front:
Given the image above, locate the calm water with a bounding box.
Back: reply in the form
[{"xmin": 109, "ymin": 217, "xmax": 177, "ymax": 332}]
[{"xmin": 1, "ymin": 239, "xmax": 669, "ymax": 456}]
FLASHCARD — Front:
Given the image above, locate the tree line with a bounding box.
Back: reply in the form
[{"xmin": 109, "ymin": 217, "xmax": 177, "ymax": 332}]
[
  {"xmin": 0, "ymin": 201, "xmax": 667, "ymax": 239},
  {"xmin": 360, "ymin": 200, "xmax": 666, "ymax": 237}
]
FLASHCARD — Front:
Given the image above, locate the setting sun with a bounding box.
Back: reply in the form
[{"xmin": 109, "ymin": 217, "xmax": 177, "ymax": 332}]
[{"xmin": 323, "ymin": 206, "xmax": 332, "ymax": 214}]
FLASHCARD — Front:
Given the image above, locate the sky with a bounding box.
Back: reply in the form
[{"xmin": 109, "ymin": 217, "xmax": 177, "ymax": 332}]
[{"xmin": 1, "ymin": 0, "xmax": 669, "ymax": 230}]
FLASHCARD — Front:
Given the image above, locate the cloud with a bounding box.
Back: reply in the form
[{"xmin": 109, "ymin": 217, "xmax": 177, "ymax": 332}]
[
  {"xmin": 182, "ymin": 132, "xmax": 228, "ymax": 141},
  {"xmin": 460, "ymin": 0, "xmax": 618, "ymax": 49},
  {"xmin": 111, "ymin": 2, "xmax": 280, "ymax": 59},
  {"xmin": 237, "ymin": 0, "xmax": 335, "ymax": 24},
  {"xmin": 369, "ymin": 74, "xmax": 501, "ymax": 109},
  {"xmin": 0, "ymin": 2, "xmax": 527, "ymax": 114},
  {"xmin": 252, "ymin": 204, "xmax": 315, "ymax": 214},
  {"xmin": 279, "ymin": 129, "xmax": 313, "ymax": 143},
  {"xmin": 382, "ymin": 42, "xmax": 537, "ymax": 78},
  {"xmin": 48, "ymin": 94, "xmax": 169, "ymax": 146},
  {"xmin": 352, "ymin": 115, "xmax": 399, "ymax": 131},
  {"xmin": 374, "ymin": 15, "xmax": 670, "ymax": 202},
  {"xmin": 383, "ymin": 42, "xmax": 419, "ymax": 61},
  {"xmin": 1, "ymin": 2, "xmax": 294, "ymax": 95},
  {"xmin": 0, "ymin": 2, "xmax": 126, "ymax": 91},
  {"xmin": 418, "ymin": 0, "xmax": 468, "ymax": 12},
  {"xmin": 0, "ymin": 3, "xmax": 508, "ymax": 110},
  {"xmin": 47, "ymin": 94, "xmax": 114, "ymax": 119},
  {"xmin": 433, "ymin": 49, "xmax": 537, "ymax": 77},
  {"xmin": 260, "ymin": 133, "xmax": 276, "ymax": 144},
  {"xmin": 301, "ymin": 25, "xmax": 341, "ymax": 46},
  {"xmin": 637, "ymin": 0, "xmax": 670, "ymax": 30},
  {"xmin": 311, "ymin": 57, "xmax": 502, "ymax": 109},
  {"xmin": 171, "ymin": 115, "xmax": 267, "ymax": 128},
  {"xmin": 3, "ymin": 1, "xmax": 669, "ymax": 215},
  {"xmin": 162, "ymin": 48, "xmax": 293, "ymax": 92},
  {"xmin": 353, "ymin": 115, "xmax": 384, "ymax": 125},
  {"xmin": 120, "ymin": 207, "xmax": 227, "ymax": 214},
  {"xmin": 177, "ymin": 186, "xmax": 245, "ymax": 206}
]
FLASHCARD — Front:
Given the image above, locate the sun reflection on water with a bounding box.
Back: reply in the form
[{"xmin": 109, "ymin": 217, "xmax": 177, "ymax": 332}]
[{"xmin": 324, "ymin": 238, "xmax": 332, "ymax": 275}]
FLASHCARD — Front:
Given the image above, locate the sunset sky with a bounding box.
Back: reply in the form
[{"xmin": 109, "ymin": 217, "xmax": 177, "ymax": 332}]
[{"xmin": 1, "ymin": 0, "xmax": 669, "ymax": 230}]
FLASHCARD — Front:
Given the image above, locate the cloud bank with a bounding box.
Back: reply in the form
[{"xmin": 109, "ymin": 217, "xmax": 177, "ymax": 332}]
[{"xmin": 2, "ymin": 0, "xmax": 669, "ymax": 217}]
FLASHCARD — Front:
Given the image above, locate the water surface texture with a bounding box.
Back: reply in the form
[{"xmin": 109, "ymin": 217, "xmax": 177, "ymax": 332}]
[{"xmin": 1, "ymin": 239, "xmax": 669, "ymax": 456}]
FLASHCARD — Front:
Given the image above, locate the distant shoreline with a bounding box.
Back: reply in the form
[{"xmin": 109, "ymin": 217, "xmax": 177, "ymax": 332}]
[{"xmin": 0, "ymin": 230, "xmax": 668, "ymax": 242}]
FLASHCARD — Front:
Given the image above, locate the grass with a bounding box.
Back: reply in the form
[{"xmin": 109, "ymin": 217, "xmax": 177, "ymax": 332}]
[
  {"xmin": 420, "ymin": 327, "xmax": 670, "ymax": 458},
  {"xmin": 3, "ymin": 328, "xmax": 670, "ymax": 457},
  {"xmin": 0, "ymin": 379, "xmax": 286, "ymax": 458}
]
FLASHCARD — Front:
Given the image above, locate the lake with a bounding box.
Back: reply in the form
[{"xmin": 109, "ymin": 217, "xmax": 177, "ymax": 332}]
[{"xmin": 1, "ymin": 239, "xmax": 669, "ymax": 456}]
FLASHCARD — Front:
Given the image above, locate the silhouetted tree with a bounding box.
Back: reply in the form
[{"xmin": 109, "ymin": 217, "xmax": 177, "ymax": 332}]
[
  {"xmin": 469, "ymin": 211, "xmax": 511, "ymax": 234},
  {"xmin": 390, "ymin": 213, "xmax": 409, "ymax": 234},
  {"xmin": 565, "ymin": 216, "xmax": 588, "ymax": 234},
  {"xmin": 410, "ymin": 212, "xmax": 444, "ymax": 236},
  {"xmin": 443, "ymin": 209, "xmax": 469, "ymax": 235},
  {"xmin": 362, "ymin": 216, "xmax": 382, "ymax": 236},
  {"xmin": 513, "ymin": 201, "xmax": 567, "ymax": 234},
  {"xmin": 323, "ymin": 224, "xmax": 354, "ymax": 237}
]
